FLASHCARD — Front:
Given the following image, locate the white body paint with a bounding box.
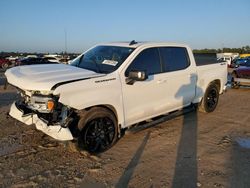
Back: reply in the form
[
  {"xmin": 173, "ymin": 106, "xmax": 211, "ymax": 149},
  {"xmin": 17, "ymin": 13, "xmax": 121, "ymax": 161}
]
[{"xmin": 5, "ymin": 42, "xmax": 228, "ymax": 140}]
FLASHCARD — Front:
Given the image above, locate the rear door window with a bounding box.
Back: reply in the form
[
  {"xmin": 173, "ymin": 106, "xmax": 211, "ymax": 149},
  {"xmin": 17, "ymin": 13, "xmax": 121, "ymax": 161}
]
[{"xmin": 159, "ymin": 47, "xmax": 190, "ymax": 72}]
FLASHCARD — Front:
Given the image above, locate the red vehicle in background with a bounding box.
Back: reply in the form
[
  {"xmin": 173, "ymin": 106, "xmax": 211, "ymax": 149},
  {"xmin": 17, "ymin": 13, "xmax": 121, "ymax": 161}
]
[
  {"xmin": 0, "ymin": 57, "xmax": 12, "ymax": 70},
  {"xmin": 231, "ymin": 60, "xmax": 250, "ymax": 88}
]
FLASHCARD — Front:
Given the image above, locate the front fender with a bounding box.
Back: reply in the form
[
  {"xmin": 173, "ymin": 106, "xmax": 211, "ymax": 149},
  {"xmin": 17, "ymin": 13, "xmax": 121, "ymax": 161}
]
[{"xmin": 53, "ymin": 74, "xmax": 125, "ymax": 127}]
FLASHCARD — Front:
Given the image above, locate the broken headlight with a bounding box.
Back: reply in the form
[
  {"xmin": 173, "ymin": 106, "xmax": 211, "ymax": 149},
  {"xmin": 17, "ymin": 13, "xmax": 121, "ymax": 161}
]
[{"xmin": 26, "ymin": 94, "xmax": 57, "ymax": 113}]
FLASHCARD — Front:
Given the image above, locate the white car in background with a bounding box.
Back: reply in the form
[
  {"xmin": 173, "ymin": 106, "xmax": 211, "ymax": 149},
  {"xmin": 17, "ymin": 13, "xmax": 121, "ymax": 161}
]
[
  {"xmin": 217, "ymin": 57, "xmax": 232, "ymax": 66},
  {"xmin": 43, "ymin": 56, "xmax": 61, "ymax": 63}
]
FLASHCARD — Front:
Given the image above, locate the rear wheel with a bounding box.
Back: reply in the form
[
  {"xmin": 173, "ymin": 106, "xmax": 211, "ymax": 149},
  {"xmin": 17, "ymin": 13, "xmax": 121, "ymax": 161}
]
[
  {"xmin": 77, "ymin": 107, "xmax": 118, "ymax": 153},
  {"xmin": 199, "ymin": 83, "xmax": 219, "ymax": 113}
]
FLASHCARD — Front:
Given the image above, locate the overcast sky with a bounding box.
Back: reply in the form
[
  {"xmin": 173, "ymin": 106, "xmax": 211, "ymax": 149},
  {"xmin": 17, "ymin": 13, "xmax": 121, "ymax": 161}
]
[{"xmin": 0, "ymin": 0, "xmax": 249, "ymax": 53}]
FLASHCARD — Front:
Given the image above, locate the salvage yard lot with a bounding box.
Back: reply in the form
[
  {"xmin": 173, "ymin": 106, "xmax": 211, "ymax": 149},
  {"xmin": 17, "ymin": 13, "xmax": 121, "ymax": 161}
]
[{"xmin": 0, "ymin": 71, "xmax": 250, "ymax": 187}]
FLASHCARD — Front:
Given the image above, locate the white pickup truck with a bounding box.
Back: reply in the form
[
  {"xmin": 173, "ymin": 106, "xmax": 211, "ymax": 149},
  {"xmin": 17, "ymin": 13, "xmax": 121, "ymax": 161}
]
[{"xmin": 5, "ymin": 41, "xmax": 227, "ymax": 153}]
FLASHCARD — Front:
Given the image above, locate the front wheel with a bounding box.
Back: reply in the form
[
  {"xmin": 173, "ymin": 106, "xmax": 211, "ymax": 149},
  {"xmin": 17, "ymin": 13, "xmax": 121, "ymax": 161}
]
[
  {"xmin": 199, "ymin": 83, "xmax": 219, "ymax": 113},
  {"xmin": 77, "ymin": 107, "xmax": 118, "ymax": 153}
]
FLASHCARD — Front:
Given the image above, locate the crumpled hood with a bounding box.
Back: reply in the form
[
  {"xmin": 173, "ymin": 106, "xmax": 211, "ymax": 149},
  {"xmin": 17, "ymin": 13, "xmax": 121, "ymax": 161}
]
[{"xmin": 5, "ymin": 64, "xmax": 103, "ymax": 91}]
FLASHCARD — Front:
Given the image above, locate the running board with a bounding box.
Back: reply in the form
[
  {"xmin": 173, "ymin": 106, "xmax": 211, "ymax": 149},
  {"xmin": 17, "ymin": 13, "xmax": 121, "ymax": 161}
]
[{"xmin": 126, "ymin": 105, "xmax": 196, "ymax": 134}]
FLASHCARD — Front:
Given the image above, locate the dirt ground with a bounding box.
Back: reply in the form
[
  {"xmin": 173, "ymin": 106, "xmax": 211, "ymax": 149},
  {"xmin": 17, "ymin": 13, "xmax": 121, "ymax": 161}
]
[{"xmin": 0, "ymin": 71, "xmax": 250, "ymax": 188}]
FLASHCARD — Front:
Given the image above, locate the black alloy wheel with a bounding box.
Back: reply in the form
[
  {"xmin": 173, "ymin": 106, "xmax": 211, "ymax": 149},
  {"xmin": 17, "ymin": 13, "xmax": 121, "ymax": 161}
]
[
  {"xmin": 199, "ymin": 83, "xmax": 219, "ymax": 113},
  {"xmin": 78, "ymin": 107, "xmax": 118, "ymax": 153},
  {"xmin": 206, "ymin": 87, "xmax": 218, "ymax": 112},
  {"xmin": 84, "ymin": 117, "xmax": 116, "ymax": 153}
]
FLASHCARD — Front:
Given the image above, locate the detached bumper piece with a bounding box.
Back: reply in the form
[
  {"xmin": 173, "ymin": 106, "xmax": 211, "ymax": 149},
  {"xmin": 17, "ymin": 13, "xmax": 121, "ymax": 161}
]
[{"xmin": 9, "ymin": 102, "xmax": 73, "ymax": 141}]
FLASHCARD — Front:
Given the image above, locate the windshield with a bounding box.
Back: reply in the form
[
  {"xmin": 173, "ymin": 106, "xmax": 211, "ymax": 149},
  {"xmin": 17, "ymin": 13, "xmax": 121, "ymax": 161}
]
[{"xmin": 71, "ymin": 45, "xmax": 135, "ymax": 73}]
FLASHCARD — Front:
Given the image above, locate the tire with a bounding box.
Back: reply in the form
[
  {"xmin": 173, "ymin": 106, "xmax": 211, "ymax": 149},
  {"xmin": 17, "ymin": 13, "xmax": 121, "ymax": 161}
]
[
  {"xmin": 199, "ymin": 83, "xmax": 219, "ymax": 113},
  {"xmin": 77, "ymin": 107, "xmax": 118, "ymax": 153},
  {"xmin": 1, "ymin": 63, "xmax": 9, "ymax": 71},
  {"xmin": 231, "ymin": 72, "xmax": 240, "ymax": 89}
]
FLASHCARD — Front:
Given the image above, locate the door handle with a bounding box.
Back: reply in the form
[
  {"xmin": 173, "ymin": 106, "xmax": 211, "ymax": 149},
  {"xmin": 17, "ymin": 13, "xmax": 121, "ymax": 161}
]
[{"xmin": 157, "ymin": 80, "xmax": 167, "ymax": 84}]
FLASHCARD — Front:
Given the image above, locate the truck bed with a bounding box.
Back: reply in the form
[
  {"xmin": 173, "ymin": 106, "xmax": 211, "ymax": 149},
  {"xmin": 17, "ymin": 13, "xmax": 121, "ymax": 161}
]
[{"xmin": 194, "ymin": 53, "xmax": 219, "ymax": 66}]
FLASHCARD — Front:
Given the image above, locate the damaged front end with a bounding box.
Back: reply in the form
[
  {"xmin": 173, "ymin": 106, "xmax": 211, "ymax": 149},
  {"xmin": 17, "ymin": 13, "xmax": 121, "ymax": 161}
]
[{"xmin": 9, "ymin": 89, "xmax": 75, "ymax": 141}]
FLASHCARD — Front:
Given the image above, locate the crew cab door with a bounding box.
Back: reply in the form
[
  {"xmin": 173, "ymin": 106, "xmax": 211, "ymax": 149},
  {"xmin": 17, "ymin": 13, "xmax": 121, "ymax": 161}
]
[
  {"xmin": 158, "ymin": 47, "xmax": 197, "ymax": 110},
  {"xmin": 121, "ymin": 46, "xmax": 196, "ymax": 127},
  {"xmin": 121, "ymin": 47, "xmax": 168, "ymax": 126}
]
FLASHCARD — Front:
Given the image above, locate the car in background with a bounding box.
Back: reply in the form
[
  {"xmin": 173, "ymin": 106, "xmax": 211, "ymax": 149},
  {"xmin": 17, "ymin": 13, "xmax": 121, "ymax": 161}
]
[
  {"xmin": 217, "ymin": 57, "xmax": 232, "ymax": 67},
  {"xmin": 230, "ymin": 57, "xmax": 250, "ymax": 68},
  {"xmin": 15, "ymin": 57, "xmax": 58, "ymax": 66},
  {"xmin": 231, "ymin": 61, "xmax": 250, "ymax": 88},
  {"xmin": 43, "ymin": 56, "xmax": 61, "ymax": 63},
  {"xmin": 5, "ymin": 56, "xmax": 19, "ymax": 64},
  {"xmin": 0, "ymin": 57, "xmax": 12, "ymax": 70}
]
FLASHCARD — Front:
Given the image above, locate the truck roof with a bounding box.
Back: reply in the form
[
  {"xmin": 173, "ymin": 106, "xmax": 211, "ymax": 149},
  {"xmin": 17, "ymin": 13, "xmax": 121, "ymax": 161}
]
[{"xmin": 99, "ymin": 41, "xmax": 188, "ymax": 49}]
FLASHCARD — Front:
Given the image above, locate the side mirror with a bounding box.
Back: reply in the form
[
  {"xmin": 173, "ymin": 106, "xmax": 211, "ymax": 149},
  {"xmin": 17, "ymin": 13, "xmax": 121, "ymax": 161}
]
[{"xmin": 126, "ymin": 70, "xmax": 148, "ymax": 85}]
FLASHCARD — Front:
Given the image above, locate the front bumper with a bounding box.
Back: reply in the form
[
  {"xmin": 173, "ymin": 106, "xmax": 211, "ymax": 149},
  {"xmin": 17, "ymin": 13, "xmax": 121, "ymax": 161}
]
[{"xmin": 9, "ymin": 102, "xmax": 73, "ymax": 141}]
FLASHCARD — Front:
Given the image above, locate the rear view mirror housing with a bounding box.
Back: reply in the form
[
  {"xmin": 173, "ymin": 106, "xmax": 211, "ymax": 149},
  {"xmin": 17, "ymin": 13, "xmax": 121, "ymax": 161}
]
[{"xmin": 126, "ymin": 70, "xmax": 148, "ymax": 85}]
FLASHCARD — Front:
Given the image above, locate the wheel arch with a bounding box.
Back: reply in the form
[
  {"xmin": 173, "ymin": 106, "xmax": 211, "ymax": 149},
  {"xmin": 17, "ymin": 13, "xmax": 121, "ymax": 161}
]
[
  {"xmin": 203, "ymin": 78, "xmax": 223, "ymax": 95},
  {"xmin": 199, "ymin": 80, "xmax": 220, "ymax": 113},
  {"xmin": 193, "ymin": 79, "xmax": 222, "ymax": 104},
  {"xmin": 85, "ymin": 104, "xmax": 118, "ymax": 121},
  {"xmin": 78, "ymin": 104, "xmax": 122, "ymax": 136},
  {"xmin": 210, "ymin": 79, "xmax": 221, "ymax": 91},
  {"xmin": 200, "ymin": 79, "xmax": 221, "ymax": 103}
]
